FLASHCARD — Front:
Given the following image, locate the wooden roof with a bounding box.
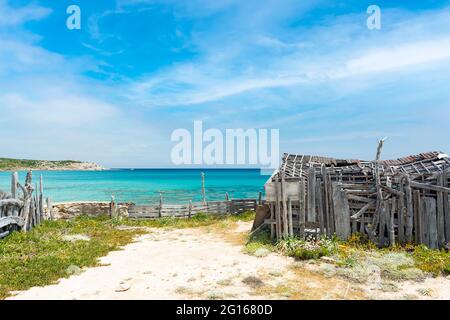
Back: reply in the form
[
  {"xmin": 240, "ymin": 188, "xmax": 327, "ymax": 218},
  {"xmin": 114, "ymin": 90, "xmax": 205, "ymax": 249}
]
[{"xmin": 277, "ymin": 151, "xmax": 449, "ymax": 178}]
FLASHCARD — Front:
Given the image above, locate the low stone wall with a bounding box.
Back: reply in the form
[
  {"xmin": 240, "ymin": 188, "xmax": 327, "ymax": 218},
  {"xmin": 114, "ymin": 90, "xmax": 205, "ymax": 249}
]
[{"xmin": 50, "ymin": 202, "xmax": 131, "ymax": 220}]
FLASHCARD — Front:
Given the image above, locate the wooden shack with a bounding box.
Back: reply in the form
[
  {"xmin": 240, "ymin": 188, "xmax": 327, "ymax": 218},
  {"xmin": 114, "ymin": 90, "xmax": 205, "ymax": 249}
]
[{"xmin": 264, "ymin": 149, "xmax": 450, "ymax": 249}]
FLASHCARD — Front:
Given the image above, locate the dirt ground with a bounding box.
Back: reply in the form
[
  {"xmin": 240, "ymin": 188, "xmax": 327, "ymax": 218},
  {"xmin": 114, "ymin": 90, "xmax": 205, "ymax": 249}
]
[{"xmin": 8, "ymin": 222, "xmax": 450, "ymax": 300}]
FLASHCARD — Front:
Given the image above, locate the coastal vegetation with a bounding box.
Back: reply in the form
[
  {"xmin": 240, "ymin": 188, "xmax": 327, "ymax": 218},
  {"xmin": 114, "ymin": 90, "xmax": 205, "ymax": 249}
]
[
  {"xmin": 244, "ymin": 230, "xmax": 450, "ymax": 282},
  {"xmin": 0, "ymin": 157, "xmax": 103, "ymax": 171}
]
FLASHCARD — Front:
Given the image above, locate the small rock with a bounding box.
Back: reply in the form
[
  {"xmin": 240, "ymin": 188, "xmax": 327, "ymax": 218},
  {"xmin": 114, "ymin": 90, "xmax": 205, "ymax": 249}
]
[
  {"xmin": 66, "ymin": 265, "xmax": 82, "ymax": 275},
  {"xmin": 62, "ymin": 234, "xmax": 91, "ymax": 242},
  {"xmin": 115, "ymin": 283, "xmax": 131, "ymax": 292},
  {"xmin": 320, "ymin": 256, "xmax": 337, "ymax": 264},
  {"xmin": 254, "ymin": 248, "xmax": 270, "ymax": 257}
]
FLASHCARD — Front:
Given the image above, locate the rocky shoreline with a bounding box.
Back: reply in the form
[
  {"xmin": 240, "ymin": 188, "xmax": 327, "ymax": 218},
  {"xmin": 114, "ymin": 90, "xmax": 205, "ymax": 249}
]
[{"xmin": 0, "ymin": 161, "xmax": 105, "ymax": 172}]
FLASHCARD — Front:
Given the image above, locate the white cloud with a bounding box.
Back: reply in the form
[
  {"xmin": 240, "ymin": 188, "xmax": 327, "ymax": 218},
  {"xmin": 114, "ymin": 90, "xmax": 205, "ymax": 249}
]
[
  {"xmin": 124, "ymin": 6, "xmax": 450, "ymax": 107},
  {"xmin": 0, "ymin": 0, "xmax": 51, "ymax": 26},
  {"xmin": 341, "ymin": 37, "xmax": 450, "ymax": 77},
  {"xmin": 1, "ymin": 93, "xmax": 119, "ymax": 126}
]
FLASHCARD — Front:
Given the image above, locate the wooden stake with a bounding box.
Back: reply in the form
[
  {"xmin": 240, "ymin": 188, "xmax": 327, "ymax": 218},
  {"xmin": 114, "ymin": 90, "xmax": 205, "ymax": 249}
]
[{"xmin": 201, "ymin": 172, "xmax": 206, "ymax": 204}]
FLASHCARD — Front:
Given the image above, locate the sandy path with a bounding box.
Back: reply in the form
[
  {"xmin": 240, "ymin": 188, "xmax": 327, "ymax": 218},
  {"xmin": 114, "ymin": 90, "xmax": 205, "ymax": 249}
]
[
  {"xmin": 8, "ymin": 222, "xmax": 448, "ymax": 300},
  {"xmin": 8, "ymin": 223, "xmax": 296, "ymax": 300}
]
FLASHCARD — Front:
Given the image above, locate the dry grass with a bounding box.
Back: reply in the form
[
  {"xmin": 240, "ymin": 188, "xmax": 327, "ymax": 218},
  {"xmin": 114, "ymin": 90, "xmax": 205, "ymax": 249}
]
[{"xmin": 252, "ymin": 266, "xmax": 366, "ymax": 300}]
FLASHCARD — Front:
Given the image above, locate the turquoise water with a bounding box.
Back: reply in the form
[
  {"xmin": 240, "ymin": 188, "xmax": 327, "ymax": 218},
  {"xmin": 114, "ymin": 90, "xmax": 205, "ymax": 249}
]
[{"xmin": 0, "ymin": 169, "xmax": 271, "ymax": 204}]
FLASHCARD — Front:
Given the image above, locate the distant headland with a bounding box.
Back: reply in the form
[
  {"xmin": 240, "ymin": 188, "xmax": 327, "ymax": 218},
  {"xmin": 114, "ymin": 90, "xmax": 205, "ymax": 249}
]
[{"xmin": 0, "ymin": 158, "xmax": 105, "ymax": 172}]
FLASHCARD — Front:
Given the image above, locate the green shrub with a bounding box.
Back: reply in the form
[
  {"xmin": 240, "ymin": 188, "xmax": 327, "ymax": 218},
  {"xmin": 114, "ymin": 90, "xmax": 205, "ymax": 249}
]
[
  {"xmin": 276, "ymin": 236, "xmax": 338, "ymax": 261},
  {"xmin": 412, "ymin": 245, "xmax": 450, "ymax": 276}
]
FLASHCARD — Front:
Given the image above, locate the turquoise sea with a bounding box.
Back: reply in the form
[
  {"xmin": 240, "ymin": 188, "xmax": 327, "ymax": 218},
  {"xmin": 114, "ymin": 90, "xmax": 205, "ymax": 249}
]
[{"xmin": 0, "ymin": 169, "xmax": 271, "ymax": 204}]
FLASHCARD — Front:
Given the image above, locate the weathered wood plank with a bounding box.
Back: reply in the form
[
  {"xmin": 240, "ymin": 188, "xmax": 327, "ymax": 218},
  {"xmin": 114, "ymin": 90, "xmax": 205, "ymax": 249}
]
[
  {"xmin": 316, "ymin": 180, "xmax": 324, "ymax": 236},
  {"xmin": 0, "ymin": 216, "xmax": 24, "ymax": 229},
  {"xmin": 413, "ymin": 190, "xmax": 422, "ymax": 244},
  {"xmin": 410, "ymin": 181, "xmax": 450, "ymax": 193},
  {"xmin": 274, "ymin": 179, "xmax": 282, "ymax": 240},
  {"xmin": 443, "ymin": 167, "xmax": 450, "ymax": 244},
  {"xmin": 281, "ymin": 175, "xmax": 289, "ymax": 239},
  {"xmin": 423, "ymin": 197, "xmax": 438, "ymax": 249},
  {"xmin": 269, "ymin": 203, "xmax": 275, "ymax": 239},
  {"xmin": 298, "ymin": 179, "xmax": 306, "ymax": 239},
  {"xmin": 379, "ymin": 200, "xmax": 387, "ymax": 247},
  {"xmin": 437, "ymin": 173, "xmax": 446, "ymax": 248},
  {"xmin": 389, "ymin": 198, "xmax": 396, "ymax": 246},
  {"xmin": 307, "ymin": 168, "xmax": 316, "ymax": 222},
  {"xmin": 332, "ymin": 182, "xmax": 351, "ymax": 240},
  {"xmin": 321, "ymin": 165, "xmax": 331, "ymax": 237},
  {"xmin": 288, "ymin": 198, "xmax": 293, "ymax": 237},
  {"xmin": 398, "ymin": 180, "xmax": 405, "ymax": 244},
  {"xmin": 404, "ymin": 177, "xmax": 414, "ymax": 242}
]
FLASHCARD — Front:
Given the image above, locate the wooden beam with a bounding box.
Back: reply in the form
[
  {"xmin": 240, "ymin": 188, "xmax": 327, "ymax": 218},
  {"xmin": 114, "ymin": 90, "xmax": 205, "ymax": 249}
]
[{"xmin": 410, "ymin": 181, "xmax": 450, "ymax": 193}]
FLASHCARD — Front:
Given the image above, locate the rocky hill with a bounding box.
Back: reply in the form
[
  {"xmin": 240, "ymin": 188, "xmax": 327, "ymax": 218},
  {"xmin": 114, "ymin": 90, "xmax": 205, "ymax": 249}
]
[{"xmin": 0, "ymin": 158, "xmax": 105, "ymax": 171}]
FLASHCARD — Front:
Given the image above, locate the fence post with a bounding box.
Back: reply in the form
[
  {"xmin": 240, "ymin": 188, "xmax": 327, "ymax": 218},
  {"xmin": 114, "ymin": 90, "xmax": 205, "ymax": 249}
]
[
  {"xmin": 188, "ymin": 200, "xmax": 192, "ymax": 218},
  {"xmin": 46, "ymin": 198, "xmax": 53, "ymax": 221},
  {"xmin": 11, "ymin": 172, "xmax": 18, "ymax": 198},
  {"xmin": 159, "ymin": 193, "xmax": 163, "ymax": 217},
  {"xmin": 258, "ymin": 192, "xmax": 262, "ymax": 205},
  {"xmin": 201, "ymin": 172, "xmax": 206, "ymax": 204},
  {"xmin": 110, "ymin": 195, "xmax": 116, "ymax": 218}
]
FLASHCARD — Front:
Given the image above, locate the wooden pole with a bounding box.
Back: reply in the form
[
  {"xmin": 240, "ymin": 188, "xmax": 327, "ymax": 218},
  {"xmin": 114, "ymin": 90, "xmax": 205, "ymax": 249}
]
[
  {"xmin": 298, "ymin": 178, "xmax": 306, "ymax": 239},
  {"xmin": 437, "ymin": 172, "xmax": 445, "ymax": 248},
  {"xmin": 443, "ymin": 165, "xmax": 450, "ymax": 244},
  {"xmin": 39, "ymin": 175, "xmax": 44, "ymax": 222},
  {"xmin": 110, "ymin": 195, "xmax": 116, "ymax": 218},
  {"xmin": 404, "ymin": 176, "xmax": 414, "ymax": 242},
  {"xmin": 398, "ymin": 177, "xmax": 405, "ymax": 244},
  {"xmin": 11, "ymin": 172, "xmax": 18, "ymax": 198},
  {"xmin": 288, "ymin": 197, "xmax": 293, "ymax": 237},
  {"xmin": 274, "ymin": 177, "xmax": 282, "ymax": 241},
  {"xmin": 201, "ymin": 172, "xmax": 206, "ymax": 204},
  {"xmin": 47, "ymin": 198, "xmax": 53, "ymax": 221},
  {"xmin": 316, "ymin": 180, "xmax": 325, "ymax": 236},
  {"xmin": 281, "ymin": 174, "xmax": 289, "ymax": 239},
  {"xmin": 21, "ymin": 171, "xmax": 34, "ymax": 232},
  {"xmin": 371, "ymin": 138, "xmax": 387, "ymax": 241},
  {"xmin": 389, "ymin": 198, "xmax": 396, "ymax": 246},
  {"xmin": 321, "ymin": 164, "xmax": 330, "ymax": 237},
  {"xmin": 269, "ymin": 203, "xmax": 275, "ymax": 239},
  {"xmin": 188, "ymin": 200, "xmax": 192, "ymax": 218},
  {"xmin": 159, "ymin": 193, "xmax": 163, "ymax": 217},
  {"xmin": 307, "ymin": 167, "xmax": 316, "ymax": 222}
]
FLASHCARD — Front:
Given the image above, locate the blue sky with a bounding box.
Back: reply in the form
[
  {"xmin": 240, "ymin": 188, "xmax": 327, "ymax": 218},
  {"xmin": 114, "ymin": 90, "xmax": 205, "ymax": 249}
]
[{"xmin": 1, "ymin": 0, "xmax": 450, "ymax": 167}]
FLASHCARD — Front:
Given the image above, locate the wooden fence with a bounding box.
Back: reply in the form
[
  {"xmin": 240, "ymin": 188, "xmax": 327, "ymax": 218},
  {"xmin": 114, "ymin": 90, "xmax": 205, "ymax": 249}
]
[
  {"xmin": 128, "ymin": 199, "xmax": 258, "ymax": 218},
  {"xmin": 0, "ymin": 171, "xmax": 50, "ymax": 239}
]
